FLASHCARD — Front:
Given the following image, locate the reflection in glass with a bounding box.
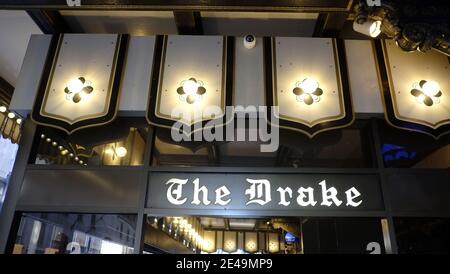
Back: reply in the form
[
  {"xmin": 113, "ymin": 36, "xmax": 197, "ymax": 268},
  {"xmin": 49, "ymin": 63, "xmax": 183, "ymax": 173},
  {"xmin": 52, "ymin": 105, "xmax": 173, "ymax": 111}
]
[
  {"xmin": 378, "ymin": 119, "xmax": 450, "ymax": 168},
  {"xmin": 32, "ymin": 118, "xmax": 148, "ymax": 166},
  {"xmin": 12, "ymin": 213, "xmax": 136, "ymax": 254},
  {"xmin": 152, "ymin": 120, "xmax": 374, "ymax": 168}
]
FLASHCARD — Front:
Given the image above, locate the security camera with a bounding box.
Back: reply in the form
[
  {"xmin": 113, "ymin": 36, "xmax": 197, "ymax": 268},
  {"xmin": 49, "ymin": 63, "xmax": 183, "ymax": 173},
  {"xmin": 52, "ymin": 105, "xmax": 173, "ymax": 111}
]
[{"xmin": 244, "ymin": 35, "xmax": 256, "ymax": 49}]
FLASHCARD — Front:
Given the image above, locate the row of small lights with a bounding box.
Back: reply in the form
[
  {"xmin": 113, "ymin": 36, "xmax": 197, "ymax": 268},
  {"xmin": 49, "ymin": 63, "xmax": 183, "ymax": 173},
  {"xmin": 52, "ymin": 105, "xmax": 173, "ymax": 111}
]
[
  {"xmin": 40, "ymin": 133, "xmax": 87, "ymax": 166},
  {"xmin": 0, "ymin": 105, "xmax": 22, "ymax": 125},
  {"xmin": 155, "ymin": 217, "xmax": 206, "ymax": 252},
  {"xmin": 155, "ymin": 217, "xmax": 279, "ymax": 254}
]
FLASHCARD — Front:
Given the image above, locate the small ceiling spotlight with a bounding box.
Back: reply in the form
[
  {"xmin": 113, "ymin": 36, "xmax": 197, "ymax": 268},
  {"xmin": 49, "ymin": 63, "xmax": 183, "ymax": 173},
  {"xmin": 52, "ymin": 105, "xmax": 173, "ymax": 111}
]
[
  {"xmin": 0, "ymin": 106, "xmax": 6, "ymax": 113},
  {"xmin": 410, "ymin": 80, "xmax": 442, "ymax": 107},
  {"xmin": 177, "ymin": 78, "xmax": 206, "ymax": 104},
  {"xmin": 292, "ymin": 78, "xmax": 323, "ymax": 105},
  {"xmin": 7, "ymin": 112, "xmax": 15, "ymax": 119},
  {"xmin": 353, "ymin": 19, "xmax": 382, "ymax": 38},
  {"xmin": 64, "ymin": 77, "xmax": 94, "ymax": 103}
]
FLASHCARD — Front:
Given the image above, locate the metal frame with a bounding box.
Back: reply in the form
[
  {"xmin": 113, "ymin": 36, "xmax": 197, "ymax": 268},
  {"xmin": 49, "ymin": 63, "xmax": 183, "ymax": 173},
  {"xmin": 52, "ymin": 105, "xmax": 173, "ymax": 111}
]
[{"xmin": 0, "ymin": 0, "xmax": 354, "ymax": 12}]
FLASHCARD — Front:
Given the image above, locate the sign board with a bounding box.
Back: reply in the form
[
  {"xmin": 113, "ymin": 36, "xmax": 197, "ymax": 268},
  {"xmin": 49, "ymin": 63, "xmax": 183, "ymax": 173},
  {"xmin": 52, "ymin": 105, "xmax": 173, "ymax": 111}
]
[{"xmin": 147, "ymin": 172, "xmax": 384, "ymax": 214}]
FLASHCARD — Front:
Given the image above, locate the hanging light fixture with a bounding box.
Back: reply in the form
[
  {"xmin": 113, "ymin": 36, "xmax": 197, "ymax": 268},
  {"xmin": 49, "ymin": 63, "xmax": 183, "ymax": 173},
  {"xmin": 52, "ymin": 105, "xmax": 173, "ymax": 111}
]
[
  {"xmin": 64, "ymin": 77, "xmax": 94, "ymax": 103},
  {"xmin": 292, "ymin": 78, "xmax": 323, "ymax": 105},
  {"xmin": 410, "ymin": 80, "xmax": 442, "ymax": 107},
  {"xmin": 177, "ymin": 77, "xmax": 206, "ymax": 104}
]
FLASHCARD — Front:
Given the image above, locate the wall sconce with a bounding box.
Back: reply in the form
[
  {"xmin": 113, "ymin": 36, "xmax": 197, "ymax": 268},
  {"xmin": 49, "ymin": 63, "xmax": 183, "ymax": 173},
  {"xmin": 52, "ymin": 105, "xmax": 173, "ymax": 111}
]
[
  {"xmin": 410, "ymin": 80, "xmax": 442, "ymax": 107},
  {"xmin": 292, "ymin": 78, "xmax": 323, "ymax": 105},
  {"xmin": 105, "ymin": 145, "xmax": 127, "ymax": 160},
  {"xmin": 64, "ymin": 77, "xmax": 94, "ymax": 103},
  {"xmin": 177, "ymin": 77, "xmax": 206, "ymax": 104}
]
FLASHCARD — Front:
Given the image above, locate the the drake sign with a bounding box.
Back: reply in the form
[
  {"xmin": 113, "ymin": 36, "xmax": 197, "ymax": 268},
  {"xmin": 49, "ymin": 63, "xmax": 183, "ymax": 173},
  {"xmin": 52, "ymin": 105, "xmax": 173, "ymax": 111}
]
[{"xmin": 147, "ymin": 173, "xmax": 384, "ymax": 214}]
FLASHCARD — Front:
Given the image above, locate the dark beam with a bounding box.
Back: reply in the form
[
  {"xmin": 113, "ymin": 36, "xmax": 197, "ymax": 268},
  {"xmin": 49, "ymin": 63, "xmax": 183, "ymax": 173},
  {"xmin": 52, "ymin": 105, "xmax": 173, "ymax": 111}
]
[
  {"xmin": 26, "ymin": 10, "xmax": 71, "ymax": 34},
  {"xmin": 0, "ymin": 0, "xmax": 353, "ymax": 12},
  {"xmin": 313, "ymin": 12, "xmax": 348, "ymax": 37},
  {"xmin": 173, "ymin": 11, "xmax": 203, "ymax": 35},
  {"xmin": 0, "ymin": 77, "xmax": 13, "ymax": 105}
]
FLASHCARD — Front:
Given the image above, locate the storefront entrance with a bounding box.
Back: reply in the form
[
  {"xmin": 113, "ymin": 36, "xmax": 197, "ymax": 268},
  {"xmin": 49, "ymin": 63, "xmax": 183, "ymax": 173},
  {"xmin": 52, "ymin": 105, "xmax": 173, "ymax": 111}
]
[{"xmin": 143, "ymin": 216, "xmax": 386, "ymax": 254}]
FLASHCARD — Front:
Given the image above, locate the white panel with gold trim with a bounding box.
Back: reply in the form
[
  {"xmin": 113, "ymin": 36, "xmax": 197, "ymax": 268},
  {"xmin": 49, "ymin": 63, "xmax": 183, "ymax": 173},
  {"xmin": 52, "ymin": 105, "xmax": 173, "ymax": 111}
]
[
  {"xmin": 383, "ymin": 40, "xmax": 450, "ymax": 129},
  {"xmin": 274, "ymin": 37, "xmax": 344, "ymax": 127},
  {"xmin": 156, "ymin": 35, "xmax": 226, "ymax": 126},
  {"xmin": 41, "ymin": 34, "xmax": 119, "ymax": 124}
]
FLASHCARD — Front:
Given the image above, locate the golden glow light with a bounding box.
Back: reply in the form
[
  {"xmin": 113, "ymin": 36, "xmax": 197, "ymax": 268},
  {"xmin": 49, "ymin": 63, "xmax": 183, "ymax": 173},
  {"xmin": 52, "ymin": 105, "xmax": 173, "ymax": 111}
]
[
  {"xmin": 411, "ymin": 80, "xmax": 442, "ymax": 107},
  {"xmin": 177, "ymin": 78, "xmax": 206, "ymax": 104},
  {"xmin": 422, "ymin": 81, "xmax": 440, "ymax": 97},
  {"xmin": 65, "ymin": 77, "xmax": 94, "ymax": 104},
  {"xmin": 115, "ymin": 146, "xmax": 127, "ymax": 158},
  {"xmin": 67, "ymin": 78, "xmax": 84, "ymax": 93},
  {"xmin": 183, "ymin": 79, "xmax": 199, "ymax": 95},
  {"xmin": 293, "ymin": 78, "xmax": 323, "ymax": 105}
]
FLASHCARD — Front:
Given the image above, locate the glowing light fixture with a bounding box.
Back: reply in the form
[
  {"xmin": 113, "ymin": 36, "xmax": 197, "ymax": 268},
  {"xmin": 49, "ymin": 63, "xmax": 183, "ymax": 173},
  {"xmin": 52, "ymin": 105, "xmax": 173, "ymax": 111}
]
[
  {"xmin": 353, "ymin": 19, "xmax": 382, "ymax": 38},
  {"xmin": 292, "ymin": 78, "xmax": 323, "ymax": 105},
  {"xmin": 177, "ymin": 77, "xmax": 206, "ymax": 104},
  {"xmin": 267, "ymin": 232, "xmax": 280, "ymax": 253},
  {"xmin": 7, "ymin": 112, "xmax": 15, "ymax": 119},
  {"xmin": 64, "ymin": 77, "xmax": 94, "ymax": 103},
  {"xmin": 106, "ymin": 145, "xmax": 127, "ymax": 160},
  {"xmin": 115, "ymin": 146, "xmax": 127, "ymax": 158},
  {"xmin": 410, "ymin": 80, "xmax": 442, "ymax": 107},
  {"xmin": 0, "ymin": 106, "xmax": 6, "ymax": 113}
]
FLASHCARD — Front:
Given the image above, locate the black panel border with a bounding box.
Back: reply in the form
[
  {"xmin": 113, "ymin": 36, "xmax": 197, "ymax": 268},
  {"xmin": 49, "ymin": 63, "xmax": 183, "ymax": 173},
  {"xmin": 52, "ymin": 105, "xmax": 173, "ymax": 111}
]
[{"xmin": 373, "ymin": 40, "xmax": 450, "ymax": 140}]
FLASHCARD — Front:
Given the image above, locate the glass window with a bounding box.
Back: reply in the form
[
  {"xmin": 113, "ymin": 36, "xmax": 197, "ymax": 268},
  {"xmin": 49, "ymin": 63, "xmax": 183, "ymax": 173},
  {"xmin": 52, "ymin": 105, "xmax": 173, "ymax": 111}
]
[
  {"xmin": 144, "ymin": 216, "xmax": 385, "ymax": 254},
  {"xmin": 30, "ymin": 117, "xmax": 148, "ymax": 166},
  {"xmin": 11, "ymin": 213, "xmax": 137, "ymax": 254},
  {"xmin": 0, "ymin": 137, "xmax": 19, "ymax": 212},
  {"xmin": 377, "ymin": 119, "xmax": 450, "ymax": 168},
  {"xmin": 394, "ymin": 218, "xmax": 450, "ymax": 254},
  {"xmin": 151, "ymin": 120, "xmax": 375, "ymax": 168}
]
